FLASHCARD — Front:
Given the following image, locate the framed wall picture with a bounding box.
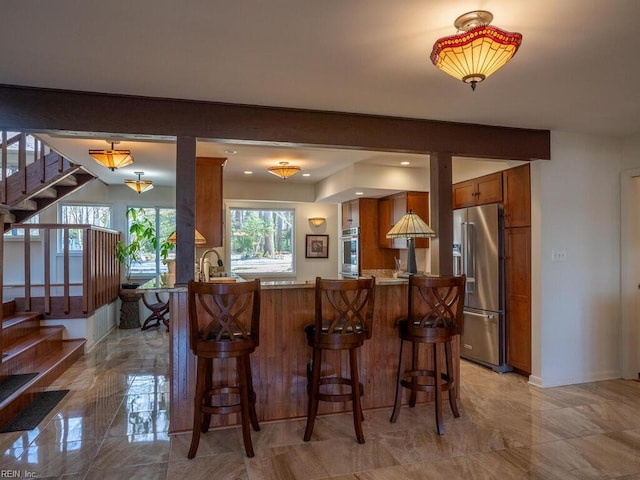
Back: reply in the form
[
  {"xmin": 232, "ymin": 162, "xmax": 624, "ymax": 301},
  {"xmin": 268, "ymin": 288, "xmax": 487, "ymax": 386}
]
[{"xmin": 306, "ymin": 234, "xmax": 329, "ymax": 258}]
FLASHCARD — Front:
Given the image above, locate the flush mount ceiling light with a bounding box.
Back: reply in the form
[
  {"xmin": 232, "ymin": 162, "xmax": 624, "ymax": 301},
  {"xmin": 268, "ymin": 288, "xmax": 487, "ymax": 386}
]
[
  {"xmin": 268, "ymin": 161, "xmax": 301, "ymax": 180},
  {"xmin": 430, "ymin": 10, "xmax": 522, "ymax": 91},
  {"xmin": 89, "ymin": 141, "xmax": 134, "ymax": 170},
  {"xmin": 124, "ymin": 171, "xmax": 154, "ymax": 194}
]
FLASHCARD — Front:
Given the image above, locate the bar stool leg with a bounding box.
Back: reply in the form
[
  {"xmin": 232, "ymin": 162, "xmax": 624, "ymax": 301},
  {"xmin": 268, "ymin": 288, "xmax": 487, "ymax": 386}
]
[
  {"xmin": 409, "ymin": 342, "xmax": 419, "ymax": 407},
  {"xmin": 303, "ymin": 347, "xmax": 322, "ymax": 441},
  {"xmin": 433, "ymin": 343, "xmax": 444, "ymax": 435},
  {"xmin": 445, "ymin": 341, "xmax": 460, "ymax": 418},
  {"xmin": 349, "ymin": 348, "xmax": 365, "ymax": 444},
  {"xmin": 390, "ymin": 338, "xmax": 405, "ymax": 423},
  {"xmin": 188, "ymin": 357, "xmax": 206, "ymax": 459},
  {"xmin": 245, "ymin": 358, "xmax": 261, "ymax": 432},
  {"xmin": 201, "ymin": 359, "xmax": 213, "ymax": 432},
  {"xmin": 237, "ymin": 354, "xmax": 255, "ymax": 457}
]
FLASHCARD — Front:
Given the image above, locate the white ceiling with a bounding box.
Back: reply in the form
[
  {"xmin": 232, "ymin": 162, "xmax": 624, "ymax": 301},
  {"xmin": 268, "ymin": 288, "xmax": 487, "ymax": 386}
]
[{"xmin": 3, "ymin": 1, "xmax": 639, "ymax": 189}]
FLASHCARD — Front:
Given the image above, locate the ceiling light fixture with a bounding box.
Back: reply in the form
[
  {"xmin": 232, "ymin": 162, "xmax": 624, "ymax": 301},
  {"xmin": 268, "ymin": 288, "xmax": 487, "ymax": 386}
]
[
  {"xmin": 430, "ymin": 10, "xmax": 522, "ymax": 91},
  {"xmin": 268, "ymin": 161, "xmax": 301, "ymax": 180},
  {"xmin": 124, "ymin": 171, "xmax": 154, "ymax": 194},
  {"xmin": 89, "ymin": 141, "xmax": 134, "ymax": 170}
]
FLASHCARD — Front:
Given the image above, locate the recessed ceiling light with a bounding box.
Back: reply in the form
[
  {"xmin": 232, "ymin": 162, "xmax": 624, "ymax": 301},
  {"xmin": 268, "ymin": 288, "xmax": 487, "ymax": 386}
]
[
  {"xmin": 244, "ymin": 171, "xmax": 253, "ymax": 175},
  {"xmin": 355, "ymin": 191, "xmax": 364, "ymax": 196},
  {"xmin": 224, "ymin": 149, "xmax": 237, "ymax": 155},
  {"xmin": 401, "ymin": 161, "xmax": 410, "ymax": 165},
  {"xmin": 302, "ymin": 173, "xmax": 311, "ymax": 177}
]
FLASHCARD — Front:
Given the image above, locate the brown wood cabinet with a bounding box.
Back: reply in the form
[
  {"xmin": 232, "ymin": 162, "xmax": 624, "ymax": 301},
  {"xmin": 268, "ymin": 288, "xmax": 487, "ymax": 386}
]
[
  {"xmin": 379, "ymin": 192, "xmax": 430, "ymax": 249},
  {"xmin": 503, "ymin": 163, "xmax": 531, "ymax": 228},
  {"xmin": 195, "ymin": 157, "xmax": 225, "ymax": 247},
  {"xmin": 341, "ymin": 199, "xmax": 359, "ymax": 230},
  {"xmin": 505, "ymin": 226, "xmax": 531, "ymax": 374},
  {"xmin": 452, "ymin": 171, "xmax": 503, "ymax": 209}
]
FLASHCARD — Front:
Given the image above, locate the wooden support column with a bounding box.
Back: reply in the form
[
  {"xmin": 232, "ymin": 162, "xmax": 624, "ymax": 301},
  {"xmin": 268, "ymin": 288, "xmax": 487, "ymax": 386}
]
[
  {"xmin": 175, "ymin": 136, "xmax": 196, "ymax": 286},
  {"xmin": 430, "ymin": 152, "xmax": 453, "ymax": 276}
]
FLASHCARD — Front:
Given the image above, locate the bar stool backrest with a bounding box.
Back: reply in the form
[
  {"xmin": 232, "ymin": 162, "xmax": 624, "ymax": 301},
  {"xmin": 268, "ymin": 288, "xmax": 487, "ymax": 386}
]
[
  {"xmin": 188, "ymin": 279, "xmax": 261, "ymax": 356},
  {"xmin": 313, "ymin": 276, "xmax": 376, "ymax": 347},
  {"xmin": 407, "ymin": 275, "xmax": 466, "ymax": 341}
]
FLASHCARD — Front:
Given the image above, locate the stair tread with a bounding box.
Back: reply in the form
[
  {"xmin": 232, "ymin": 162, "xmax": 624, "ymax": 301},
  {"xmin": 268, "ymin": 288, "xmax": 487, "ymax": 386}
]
[
  {"xmin": 0, "ymin": 339, "xmax": 85, "ymax": 410},
  {"xmin": 2, "ymin": 312, "xmax": 42, "ymax": 329},
  {"xmin": 2, "ymin": 326, "xmax": 65, "ymax": 360}
]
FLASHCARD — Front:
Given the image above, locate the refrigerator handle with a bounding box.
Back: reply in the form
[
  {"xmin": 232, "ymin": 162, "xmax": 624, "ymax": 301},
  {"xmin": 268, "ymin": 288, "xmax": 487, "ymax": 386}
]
[{"xmin": 463, "ymin": 221, "xmax": 475, "ymax": 294}]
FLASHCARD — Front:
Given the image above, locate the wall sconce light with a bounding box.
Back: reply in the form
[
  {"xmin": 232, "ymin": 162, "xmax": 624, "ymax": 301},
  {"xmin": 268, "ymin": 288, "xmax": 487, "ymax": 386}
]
[
  {"xmin": 308, "ymin": 217, "xmax": 326, "ymax": 227},
  {"xmin": 89, "ymin": 141, "xmax": 134, "ymax": 170}
]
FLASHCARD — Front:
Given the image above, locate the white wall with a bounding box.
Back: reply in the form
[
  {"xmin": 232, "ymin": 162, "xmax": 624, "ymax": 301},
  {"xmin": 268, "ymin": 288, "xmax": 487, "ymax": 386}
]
[
  {"xmin": 531, "ymin": 131, "xmax": 622, "ymax": 387},
  {"xmin": 619, "ymin": 132, "xmax": 640, "ymax": 379}
]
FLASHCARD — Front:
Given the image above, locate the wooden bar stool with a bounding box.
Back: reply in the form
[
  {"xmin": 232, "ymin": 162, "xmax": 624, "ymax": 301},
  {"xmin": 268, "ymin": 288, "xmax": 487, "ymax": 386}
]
[
  {"xmin": 141, "ymin": 292, "xmax": 170, "ymax": 331},
  {"xmin": 390, "ymin": 275, "xmax": 465, "ymax": 435},
  {"xmin": 187, "ymin": 279, "xmax": 261, "ymax": 458},
  {"xmin": 303, "ymin": 276, "xmax": 375, "ymax": 444}
]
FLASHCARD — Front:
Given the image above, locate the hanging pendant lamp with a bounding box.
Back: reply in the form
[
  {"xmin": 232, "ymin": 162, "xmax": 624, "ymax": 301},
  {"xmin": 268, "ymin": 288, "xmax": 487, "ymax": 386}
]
[
  {"xmin": 268, "ymin": 161, "xmax": 301, "ymax": 179},
  {"xmin": 430, "ymin": 11, "xmax": 522, "ymax": 91},
  {"xmin": 124, "ymin": 171, "xmax": 154, "ymax": 194},
  {"xmin": 89, "ymin": 141, "xmax": 134, "ymax": 170}
]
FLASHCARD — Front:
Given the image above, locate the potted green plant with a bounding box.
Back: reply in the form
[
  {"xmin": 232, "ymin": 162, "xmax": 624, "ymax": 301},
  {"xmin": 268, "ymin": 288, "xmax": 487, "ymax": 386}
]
[{"xmin": 115, "ymin": 207, "xmax": 158, "ymax": 288}]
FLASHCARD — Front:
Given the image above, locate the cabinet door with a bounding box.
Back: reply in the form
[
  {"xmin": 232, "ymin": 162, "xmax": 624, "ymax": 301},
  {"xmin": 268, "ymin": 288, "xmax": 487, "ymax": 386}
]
[
  {"xmin": 503, "ymin": 164, "xmax": 531, "ymax": 228},
  {"xmin": 406, "ymin": 191, "xmax": 430, "ymax": 248},
  {"xmin": 391, "ymin": 193, "xmax": 408, "ymax": 248},
  {"xmin": 505, "ymin": 227, "xmax": 531, "ymax": 374},
  {"xmin": 378, "ymin": 196, "xmax": 394, "ymax": 248},
  {"xmin": 341, "ymin": 200, "xmax": 359, "ymax": 229},
  {"xmin": 452, "ymin": 180, "xmax": 476, "ymax": 209},
  {"xmin": 475, "ymin": 172, "xmax": 503, "ymax": 205},
  {"xmin": 195, "ymin": 157, "xmax": 225, "ymax": 247}
]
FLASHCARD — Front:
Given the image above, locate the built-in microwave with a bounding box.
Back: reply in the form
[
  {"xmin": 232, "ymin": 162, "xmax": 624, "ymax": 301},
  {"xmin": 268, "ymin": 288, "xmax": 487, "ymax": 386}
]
[{"xmin": 340, "ymin": 227, "xmax": 359, "ymax": 278}]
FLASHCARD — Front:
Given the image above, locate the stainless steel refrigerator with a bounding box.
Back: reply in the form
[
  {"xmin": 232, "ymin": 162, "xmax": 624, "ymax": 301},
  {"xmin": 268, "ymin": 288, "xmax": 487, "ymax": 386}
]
[{"xmin": 453, "ymin": 203, "xmax": 510, "ymax": 372}]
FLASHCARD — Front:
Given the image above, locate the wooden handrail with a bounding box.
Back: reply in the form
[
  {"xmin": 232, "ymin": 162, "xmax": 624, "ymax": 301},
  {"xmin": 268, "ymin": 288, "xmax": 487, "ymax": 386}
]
[{"xmin": 15, "ymin": 224, "xmax": 120, "ymax": 315}]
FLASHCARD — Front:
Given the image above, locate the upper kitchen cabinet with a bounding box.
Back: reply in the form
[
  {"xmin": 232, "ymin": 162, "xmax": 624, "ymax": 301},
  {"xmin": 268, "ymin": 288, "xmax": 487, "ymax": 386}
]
[
  {"xmin": 452, "ymin": 171, "xmax": 503, "ymax": 209},
  {"xmin": 341, "ymin": 199, "xmax": 359, "ymax": 230},
  {"xmin": 195, "ymin": 157, "xmax": 225, "ymax": 247},
  {"xmin": 379, "ymin": 192, "xmax": 429, "ymax": 249},
  {"xmin": 503, "ymin": 163, "xmax": 531, "ymax": 228}
]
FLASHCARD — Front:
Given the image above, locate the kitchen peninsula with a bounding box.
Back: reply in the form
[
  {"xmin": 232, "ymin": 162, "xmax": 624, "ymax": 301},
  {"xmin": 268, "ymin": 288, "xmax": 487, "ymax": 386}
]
[{"xmin": 167, "ymin": 277, "xmax": 461, "ymax": 434}]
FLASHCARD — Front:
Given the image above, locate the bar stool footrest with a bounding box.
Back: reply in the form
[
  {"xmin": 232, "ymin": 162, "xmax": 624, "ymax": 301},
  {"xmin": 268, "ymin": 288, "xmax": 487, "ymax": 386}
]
[{"xmin": 315, "ymin": 376, "xmax": 364, "ymax": 403}]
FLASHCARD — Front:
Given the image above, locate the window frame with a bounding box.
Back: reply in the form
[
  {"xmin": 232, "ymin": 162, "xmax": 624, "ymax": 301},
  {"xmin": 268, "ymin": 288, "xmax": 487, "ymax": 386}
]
[
  {"xmin": 57, "ymin": 203, "xmax": 112, "ymax": 254},
  {"xmin": 229, "ymin": 207, "xmax": 296, "ymax": 277}
]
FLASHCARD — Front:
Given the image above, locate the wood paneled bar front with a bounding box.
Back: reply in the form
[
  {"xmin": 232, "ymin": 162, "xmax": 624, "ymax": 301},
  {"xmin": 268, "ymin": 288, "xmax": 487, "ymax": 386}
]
[{"xmin": 168, "ymin": 280, "xmax": 461, "ymax": 434}]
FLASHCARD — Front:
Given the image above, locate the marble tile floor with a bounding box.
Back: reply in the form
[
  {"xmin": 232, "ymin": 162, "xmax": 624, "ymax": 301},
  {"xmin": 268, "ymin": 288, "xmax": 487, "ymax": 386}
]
[{"xmin": 0, "ymin": 328, "xmax": 639, "ymax": 479}]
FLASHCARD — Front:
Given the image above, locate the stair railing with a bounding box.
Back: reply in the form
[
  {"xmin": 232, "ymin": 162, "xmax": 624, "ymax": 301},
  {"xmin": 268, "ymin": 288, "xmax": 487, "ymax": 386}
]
[
  {"xmin": 14, "ymin": 224, "xmax": 120, "ymax": 315},
  {"xmin": 0, "ymin": 131, "xmax": 58, "ymax": 207}
]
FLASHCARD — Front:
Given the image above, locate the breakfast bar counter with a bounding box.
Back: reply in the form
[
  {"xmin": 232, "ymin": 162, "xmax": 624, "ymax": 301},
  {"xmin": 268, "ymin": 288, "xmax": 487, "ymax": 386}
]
[{"xmin": 168, "ymin": 279, "xmax": 460, "ymax": 434}]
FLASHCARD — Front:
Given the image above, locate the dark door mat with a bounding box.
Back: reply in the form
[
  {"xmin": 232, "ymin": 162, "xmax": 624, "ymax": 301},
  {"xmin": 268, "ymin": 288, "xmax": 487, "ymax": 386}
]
[
  {"xmin": 0, "ymin": 373, "xmax": 38, "ymax": 403},
  {"xmin": 0, "ymin": 390, "xmax": 69, "ymax": 432}
]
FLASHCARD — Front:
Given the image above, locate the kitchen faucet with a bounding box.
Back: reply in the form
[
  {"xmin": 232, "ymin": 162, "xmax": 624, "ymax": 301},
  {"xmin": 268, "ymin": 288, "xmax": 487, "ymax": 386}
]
[{"xmin": 198, "ymin": 248, "xmax": 224, "ymax": 281}]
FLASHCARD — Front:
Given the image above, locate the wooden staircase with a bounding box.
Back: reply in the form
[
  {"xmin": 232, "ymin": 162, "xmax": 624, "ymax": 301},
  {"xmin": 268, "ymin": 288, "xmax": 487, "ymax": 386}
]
[
  {"xmin": 1, "ymin": 131, "xmax": 97, "ymax": 231},
  {"xmin": 0, "ymin": 300, "xmax": 85, "ymax": 428}
]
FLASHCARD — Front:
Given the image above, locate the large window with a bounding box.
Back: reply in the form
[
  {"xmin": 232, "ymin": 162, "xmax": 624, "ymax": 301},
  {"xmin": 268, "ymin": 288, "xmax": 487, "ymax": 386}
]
[
  {"xmin": 59, "ymin": 204, "xmax": 111, "ymax": 252},
  {"xmin": 127, "ymin": 207, "xmax": 176, "ymax": 279},
  {"xmin": 229, "ymin": 208, "xmax": 294, "ymax": 275}
]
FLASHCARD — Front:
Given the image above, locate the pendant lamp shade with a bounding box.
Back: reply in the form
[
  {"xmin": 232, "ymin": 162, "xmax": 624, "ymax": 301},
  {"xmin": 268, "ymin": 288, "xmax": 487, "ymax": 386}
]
[
  {"xmin": 430, "ymin": 10, "xmax": 522, "ymax": 91},
  {"xmin": 167, "ymin": 229, "xmax": 207, "ymax": 245},
  {"xmin": 89, "ymin": 141, "xmax": 134, "ymax": 170},
  {"xmin": 124, "ymin": 171, "xmax": 154, "ymax": 194},
  {"xmin": 268, "ymin": 161, "xmax": 301, "ymax": 179}
]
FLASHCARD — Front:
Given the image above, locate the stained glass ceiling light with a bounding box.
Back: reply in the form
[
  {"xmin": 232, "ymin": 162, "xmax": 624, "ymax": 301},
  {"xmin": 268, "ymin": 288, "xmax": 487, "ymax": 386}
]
[
  {"xmin": 124, "ymin": 171, "xmax": 154, "ymax": 194},
  {"xmin": 430, "ymin": 10, "xmax": 522, "ymax": 91},
  {"xmin": 89, "ymin": 141, "xmax": 134, "ymax": 170},
  {"xmin": 268, "ymin": 161, "xmax": 301, "ymax": 179}
]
